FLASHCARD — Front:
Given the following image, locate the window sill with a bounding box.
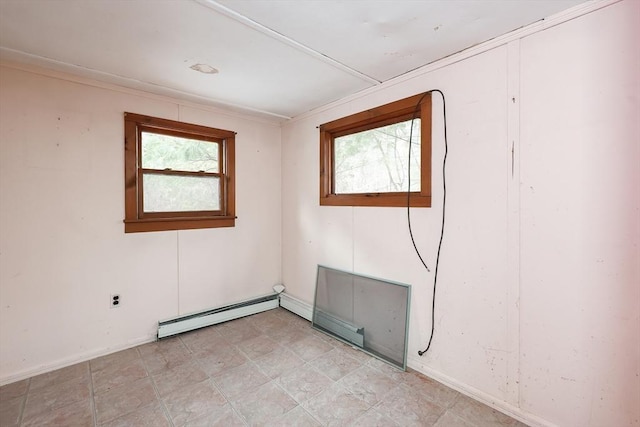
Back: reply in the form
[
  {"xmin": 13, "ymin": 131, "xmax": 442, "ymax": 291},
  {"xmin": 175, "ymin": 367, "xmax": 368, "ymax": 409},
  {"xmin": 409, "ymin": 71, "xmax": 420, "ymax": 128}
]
[
  {"xmin": 124, "ymin": 216, "xmax": 236, "ymax": 233},
  {"xmin": 320, "ymin": 193, "xmax": 431, "ymax": 208}
]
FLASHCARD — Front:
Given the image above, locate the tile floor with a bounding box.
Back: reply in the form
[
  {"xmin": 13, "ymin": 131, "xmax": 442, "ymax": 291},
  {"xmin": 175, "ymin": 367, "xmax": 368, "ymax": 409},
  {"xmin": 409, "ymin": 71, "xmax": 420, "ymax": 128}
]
[{"xmin": 0, "ymin": 308, "xmax": 528, "ymax": 427}]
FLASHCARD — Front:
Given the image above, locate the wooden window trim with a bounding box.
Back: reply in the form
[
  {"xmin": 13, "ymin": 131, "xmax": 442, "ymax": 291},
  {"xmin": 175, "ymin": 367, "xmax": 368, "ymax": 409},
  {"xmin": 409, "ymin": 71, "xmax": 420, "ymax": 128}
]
[
  {"xmin": 319, "ymin": 92, "xmax": 432, "ymax": 207},
  {"xmin": 124, "ymin": 112, "xmax": 236, "ymax": 233}
]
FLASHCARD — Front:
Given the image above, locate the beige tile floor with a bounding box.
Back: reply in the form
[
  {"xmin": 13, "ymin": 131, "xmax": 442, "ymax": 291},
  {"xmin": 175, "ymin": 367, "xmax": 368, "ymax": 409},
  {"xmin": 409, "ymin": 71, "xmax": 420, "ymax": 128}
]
[{"xmin": 0, "ymin": 308, "xmax": 528, "ymax": 426}]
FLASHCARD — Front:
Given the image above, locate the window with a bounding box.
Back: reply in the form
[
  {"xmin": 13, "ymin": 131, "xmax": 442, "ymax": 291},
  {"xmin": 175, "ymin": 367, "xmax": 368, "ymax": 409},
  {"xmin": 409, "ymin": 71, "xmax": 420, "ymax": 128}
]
[
  {"xmin": 124, "ymin": 113, "xmax": 236, "ymax": 233},
  {"xmin": 319, "ymin": 92, "xmax": 432, "ymax": 207}
]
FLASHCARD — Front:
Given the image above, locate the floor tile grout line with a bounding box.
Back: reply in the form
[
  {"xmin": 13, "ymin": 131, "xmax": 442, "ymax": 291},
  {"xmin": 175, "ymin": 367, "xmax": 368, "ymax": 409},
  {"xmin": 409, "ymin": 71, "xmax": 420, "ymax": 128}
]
[
  {"xmin": 233, "ymin": 338, "xmax": 277, "ymax": 362},
  {"xmin": 212, "ymin": 378, "xmax": 253, "ymax": 424},
  {"xmin": 431, "ymin": 405, "xmax": 448, "ymax": 427},
  {"xmin": 304, "ymin": 405, "xmax": 326, "ymax": 427},
  {"xmin": 337, "ymin": 365, "xmax": 400, "ymax": 409},
  {"xmin": 270, "ymin": 378, "xmax": 326, "ymax": 425},
  {"xmin": 219, "ymin": 328, "xmax": 330, "ymax": 425},
  {"xmin": 277, "ymin": 361, "xmax": 334, "ymax": 407},
  {"xmin": 18, "ymin": 377, "xmax": 41, "ymax": 426},
  {"xmin": 207, "ymin": 376, "xmax": 248, "ymax": 426},
  {"xmin": 16, "ymin": 377, "xmax": 30, "ymax": 427},
  {"xmin": 136, "ymin": 346, "xmax": 176, "ymax": 427},
  {"xmin": 362, "ymin": 404, "xmax": 403, "ymax": 427},
  {"xmin": 17, "ymin": 363, "xmax": 95, "ymax": 427},
  {"xmin": 86, "ymin": 361, "xmax": 98, "ymax": 427},
  {"xmin": 301, "ymin": 359, "xmax": 338, "ymax": 386}
]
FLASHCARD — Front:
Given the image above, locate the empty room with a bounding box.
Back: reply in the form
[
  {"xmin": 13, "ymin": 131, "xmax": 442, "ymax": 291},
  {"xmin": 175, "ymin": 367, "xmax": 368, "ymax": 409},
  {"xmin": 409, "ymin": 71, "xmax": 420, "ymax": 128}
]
[{"xmin": 0, "ymin": 0, "xmax": 638, "ymax": 426}]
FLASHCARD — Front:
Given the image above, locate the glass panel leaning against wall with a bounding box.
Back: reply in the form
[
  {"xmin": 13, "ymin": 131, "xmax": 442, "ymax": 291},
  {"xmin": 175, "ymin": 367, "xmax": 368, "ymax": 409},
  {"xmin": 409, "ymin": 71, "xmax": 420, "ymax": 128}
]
[
  {"xmin": 123, "ymin": 113, "xmax": 236, "ymax": 233},
  {"xmin": 319, "ymin": 92, "xmax": 432, "ymax": 207}
]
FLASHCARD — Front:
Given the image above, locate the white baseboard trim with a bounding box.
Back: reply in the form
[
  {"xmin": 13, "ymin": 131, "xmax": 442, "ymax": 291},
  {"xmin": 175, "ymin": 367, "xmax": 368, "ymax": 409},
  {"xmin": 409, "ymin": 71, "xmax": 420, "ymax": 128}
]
[
  {"xmin": 407, "ymin": 355, "xmax": 555, "ymax": 427},
  {"xmin": 278, "ymin": 292, "xmax": 313, "ymax": 321},
  {"xmin": 0, "ymin": 334, "xmax": 156, "ymax": 386},
  {"xmin": 277, "ymin": 292, "xmax": 552, "ymax": 427}
]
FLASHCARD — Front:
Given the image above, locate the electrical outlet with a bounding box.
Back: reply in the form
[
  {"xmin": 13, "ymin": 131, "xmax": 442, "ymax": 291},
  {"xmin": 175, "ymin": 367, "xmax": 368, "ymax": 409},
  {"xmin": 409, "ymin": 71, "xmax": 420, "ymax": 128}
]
[{"xmin": 110, "ymin": 294, "xmax": 121, "ymax": 308}]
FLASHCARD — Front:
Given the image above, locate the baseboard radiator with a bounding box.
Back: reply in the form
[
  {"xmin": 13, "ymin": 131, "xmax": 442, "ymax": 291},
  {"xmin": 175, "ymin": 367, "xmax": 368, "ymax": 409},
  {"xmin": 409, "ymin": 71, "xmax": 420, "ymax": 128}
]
[
  {"xmin": 157, "ymin": 293, "xmax": 280, "ymax": 339},
  {"xmin": 314, "ymin": 309, "xmax": 364, "ymax": 347},
  {"xmin": 278, "ymin": 292, "xmax": 313, "ymax": 321}
]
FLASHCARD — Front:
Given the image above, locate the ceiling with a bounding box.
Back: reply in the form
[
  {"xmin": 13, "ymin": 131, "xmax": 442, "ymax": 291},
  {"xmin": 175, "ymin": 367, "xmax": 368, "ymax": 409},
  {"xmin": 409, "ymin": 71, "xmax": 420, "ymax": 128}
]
[{"xmin": 0, "ymin": 0, "xmax": 588, "ymax": 121}]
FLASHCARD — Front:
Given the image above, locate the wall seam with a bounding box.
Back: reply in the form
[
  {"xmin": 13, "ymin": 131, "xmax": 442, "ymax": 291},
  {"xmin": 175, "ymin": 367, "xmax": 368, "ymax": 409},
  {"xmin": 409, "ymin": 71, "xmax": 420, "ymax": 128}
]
[
  {"xmin": 506, "ymin": 39, "xmax": 522, "ymax": 409},
  {"xmin": 352, "ymin": 207, "xmax": 355, "ymax": 272},
  {"xmin": 0, "ymin": 60, "xmax": 285, "ymax": 126},
  {"xmin": 288, "ymin": 0, "xmax": 622, "ymax": 126},
  {"xmin": 177, "ymin": 231, "xmax": 181, "ymax": 315}
]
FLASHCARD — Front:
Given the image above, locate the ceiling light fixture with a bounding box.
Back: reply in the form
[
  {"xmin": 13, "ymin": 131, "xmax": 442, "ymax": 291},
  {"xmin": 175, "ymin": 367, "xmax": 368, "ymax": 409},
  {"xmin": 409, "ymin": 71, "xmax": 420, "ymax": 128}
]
[{"xmin": 190, "ymin": 63, "xmax": 219, "ymax": 74}]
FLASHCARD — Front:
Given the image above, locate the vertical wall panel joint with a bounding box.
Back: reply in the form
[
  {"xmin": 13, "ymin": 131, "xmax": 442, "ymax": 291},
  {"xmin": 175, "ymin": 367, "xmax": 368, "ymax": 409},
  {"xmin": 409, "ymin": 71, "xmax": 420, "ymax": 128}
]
[{"xmin": 506, "ymin": 39, "xmax": 522, "ymax": 409}]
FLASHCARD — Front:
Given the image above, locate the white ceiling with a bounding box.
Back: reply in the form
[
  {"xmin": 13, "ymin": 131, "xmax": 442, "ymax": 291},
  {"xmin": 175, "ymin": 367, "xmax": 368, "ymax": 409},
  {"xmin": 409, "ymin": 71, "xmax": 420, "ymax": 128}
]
[{"xmin": 0, "ymin": 0, "xmax": 588, "ymax": 120}]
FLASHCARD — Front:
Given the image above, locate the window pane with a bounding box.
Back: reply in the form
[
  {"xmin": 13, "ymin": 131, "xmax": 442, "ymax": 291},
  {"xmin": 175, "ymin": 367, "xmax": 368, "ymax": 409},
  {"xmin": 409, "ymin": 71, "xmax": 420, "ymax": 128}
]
[
  {"xmin": 143, "ymin": 174, "xmax": 220, "ymax": 212},
  {"xmin": 142, "ymin": 132, "xmax": 219, "ymax": 173},
  {"xmin": 334, "ymin": 119, "xmax": 420, "ymax": 194}
]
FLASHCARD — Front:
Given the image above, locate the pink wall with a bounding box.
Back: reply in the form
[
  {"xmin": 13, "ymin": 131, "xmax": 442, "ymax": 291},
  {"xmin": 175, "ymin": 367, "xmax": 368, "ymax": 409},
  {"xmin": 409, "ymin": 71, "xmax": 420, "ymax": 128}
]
[
  {"xmin": 0, "ymin": 65, "xmax": 283, "ymax": 383},
  {"xmin": 280, "ymin": 1, "xmax": 639, "ymax": 426},
  {"xmin": 0, "ymin": 1, "xmax": 638, "ymax": 426},
  {"xmin": 519, "ymin": 3, "xmax": 639, "ymax": 425}
]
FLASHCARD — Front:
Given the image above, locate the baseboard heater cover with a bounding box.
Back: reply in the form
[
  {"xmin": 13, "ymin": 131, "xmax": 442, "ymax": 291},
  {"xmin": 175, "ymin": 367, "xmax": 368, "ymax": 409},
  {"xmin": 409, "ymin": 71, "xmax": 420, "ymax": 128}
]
[
  {"xmin": 157, "ymin": 293, "xmax": 279, "ymax": 339},
  {"xmin": 314, "ymin": 309, "xmax": 364, "ymax": 347},
  {"xmin": 278, "ymin": 292, "xmax": 313, "ymax": 321}
]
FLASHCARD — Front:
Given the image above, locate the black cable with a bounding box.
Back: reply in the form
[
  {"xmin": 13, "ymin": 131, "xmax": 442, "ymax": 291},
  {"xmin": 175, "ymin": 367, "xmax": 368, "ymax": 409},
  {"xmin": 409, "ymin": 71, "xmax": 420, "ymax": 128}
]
[
  {"xmin": 405, "ymin": 90, "xmax": 448, "ymax": 357},
  {"xmin": 407, "ymin": 91, "xmax": 432, "ymax": 274}
]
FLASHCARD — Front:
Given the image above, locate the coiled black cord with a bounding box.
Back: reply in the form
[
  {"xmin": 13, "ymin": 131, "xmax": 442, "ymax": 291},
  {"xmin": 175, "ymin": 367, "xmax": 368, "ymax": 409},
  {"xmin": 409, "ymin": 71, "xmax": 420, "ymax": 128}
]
[{"xmin": 405, "ymin": 89, "xmax": 448, "ymax": 356}]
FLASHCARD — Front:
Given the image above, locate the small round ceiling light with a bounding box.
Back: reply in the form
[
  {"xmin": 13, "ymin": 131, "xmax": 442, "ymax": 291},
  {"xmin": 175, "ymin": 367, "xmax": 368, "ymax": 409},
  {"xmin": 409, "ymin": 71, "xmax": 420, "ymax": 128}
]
[{"xmin": 190, "ymin": 63, "xmax": 219, "ymax": 74}]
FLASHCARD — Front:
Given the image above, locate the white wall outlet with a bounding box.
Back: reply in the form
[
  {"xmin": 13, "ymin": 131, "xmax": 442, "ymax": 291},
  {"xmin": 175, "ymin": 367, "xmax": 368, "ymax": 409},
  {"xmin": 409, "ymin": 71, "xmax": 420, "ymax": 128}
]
[{"xmin": 110, "ymin": 294, "xmax": 121, "ymax": 308}]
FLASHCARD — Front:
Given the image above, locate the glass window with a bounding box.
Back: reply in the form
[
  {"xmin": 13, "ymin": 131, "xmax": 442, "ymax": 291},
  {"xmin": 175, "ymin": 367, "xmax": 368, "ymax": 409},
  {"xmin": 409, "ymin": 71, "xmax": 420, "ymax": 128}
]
[
  {"xmin": 334, "ymin": 119, "xmax": 421, "ymax": 194},
  {"xmin": 124, "ymin": 113, "xmax": 236, "ymax": 233},
  {"xmin": 141, "ymin": 132, "xmax": 219, "ymax": 173},
  {"xmin": 319, "ymin": 92, "xmax": 432, "ymax": 207}
]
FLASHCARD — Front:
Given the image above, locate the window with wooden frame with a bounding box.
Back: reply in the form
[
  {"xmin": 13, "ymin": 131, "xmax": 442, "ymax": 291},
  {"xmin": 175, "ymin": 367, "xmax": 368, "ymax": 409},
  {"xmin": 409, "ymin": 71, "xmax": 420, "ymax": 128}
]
[
  {"xmin": 319, "ymin": 92, "xmax": 432, "ymax": 207},
  {"xmin": 124, "ymin": 113, "xmax": 236, "ymax": 233}
]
